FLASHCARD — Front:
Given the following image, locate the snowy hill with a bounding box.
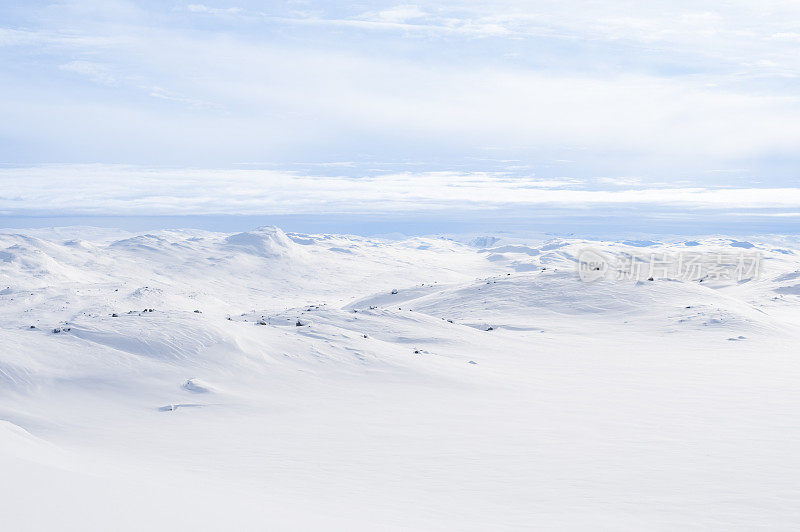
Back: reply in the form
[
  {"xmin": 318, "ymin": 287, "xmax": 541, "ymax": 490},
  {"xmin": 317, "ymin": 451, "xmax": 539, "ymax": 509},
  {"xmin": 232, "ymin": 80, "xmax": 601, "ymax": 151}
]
[{"xmin": 1, "ymin": 227, "xmax": 800, "ymax": 530}]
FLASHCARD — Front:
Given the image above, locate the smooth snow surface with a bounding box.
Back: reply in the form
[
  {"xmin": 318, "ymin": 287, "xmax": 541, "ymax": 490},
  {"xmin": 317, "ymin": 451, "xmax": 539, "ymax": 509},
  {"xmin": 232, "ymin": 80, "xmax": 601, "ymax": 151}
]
[{"xmin": 2, "ymin": 227, "xmax": 800, "ymax": 530}]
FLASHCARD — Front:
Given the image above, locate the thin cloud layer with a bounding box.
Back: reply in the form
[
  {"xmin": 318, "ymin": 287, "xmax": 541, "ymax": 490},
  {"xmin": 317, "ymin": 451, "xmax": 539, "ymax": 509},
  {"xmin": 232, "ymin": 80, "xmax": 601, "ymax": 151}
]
[
  {"xmin": 1, "ymin": 165, "xmax": 798, "ymax": 217},
  {"xmin": 0, "ymin": 1, "xmax": 799, "ymax": 186}
]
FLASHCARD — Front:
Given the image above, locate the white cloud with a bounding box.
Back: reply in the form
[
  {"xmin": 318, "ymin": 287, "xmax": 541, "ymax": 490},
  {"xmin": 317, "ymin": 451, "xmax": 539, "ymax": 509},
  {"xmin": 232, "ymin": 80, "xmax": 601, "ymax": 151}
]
[
  {"xmin": 59, "ymin": 60, "xmax": 119, "ymax": 86},
  {"xmin": 40, "ymin": 27, "xmax": 800, "ymax": 161},
  {"xmin": 4, "ymin": 0, "xmax": 800, "ymax": 182},
  {"xmin": 771, "ymin": 32, "xmax": 800, "ymax": 42},
  {"xmin": 146, "ymin": 86, "xmax": 212, "ymax": 108},
  {"xmin": 597, "ymin": 177, "xmax": 644, "ymax": 187},
  {"xmin": 186, "ymin": 4, "xmax": 243, "ymax": 15},
  {"xmin": 55, "ymin": 60, "xmax": 211, "ymax": 108},
  {"xmin": 1, "ymin": 165, "xmax": 798, "ymax": 217},
  {"xmin": 370, "ymin": 5, "xmax": 428, "ymax": 24}
]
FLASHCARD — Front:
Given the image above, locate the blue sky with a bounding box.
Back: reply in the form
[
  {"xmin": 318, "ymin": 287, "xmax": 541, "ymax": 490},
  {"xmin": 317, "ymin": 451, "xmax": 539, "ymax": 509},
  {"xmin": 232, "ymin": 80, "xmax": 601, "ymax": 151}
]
[{"xmin": 1, "ymin": 1, "xmax": 799, "ymax": 232}]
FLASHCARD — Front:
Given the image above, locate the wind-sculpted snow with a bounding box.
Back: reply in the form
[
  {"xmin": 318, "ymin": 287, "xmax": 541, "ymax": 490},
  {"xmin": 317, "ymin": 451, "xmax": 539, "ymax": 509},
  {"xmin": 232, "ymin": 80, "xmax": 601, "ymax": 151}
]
[
  {"xmin": 1, "ymin": 227, "xmax": 800, "ymax": 530},
  {"xmin": 224, "ymin": 226, "xmax": 298, "ymax": 257}
]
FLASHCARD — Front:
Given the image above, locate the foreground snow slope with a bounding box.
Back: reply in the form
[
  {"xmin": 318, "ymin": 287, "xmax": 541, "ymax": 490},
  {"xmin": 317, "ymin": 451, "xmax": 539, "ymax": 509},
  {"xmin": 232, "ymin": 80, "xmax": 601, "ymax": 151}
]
[{"xmin": 1, "ymin": 227, "xmax": 800, "ymax": 530}]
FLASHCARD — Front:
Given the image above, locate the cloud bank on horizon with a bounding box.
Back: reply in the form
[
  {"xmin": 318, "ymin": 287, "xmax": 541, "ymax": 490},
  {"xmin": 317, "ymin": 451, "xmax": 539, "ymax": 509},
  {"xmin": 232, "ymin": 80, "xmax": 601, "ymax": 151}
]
[
  {"xmin": 1, "ymin": 1, "xmax": 799, "ymax": 222},
  {"xmin": 1, "ymin": 165, "xmax": 800, "ymax": 218}
]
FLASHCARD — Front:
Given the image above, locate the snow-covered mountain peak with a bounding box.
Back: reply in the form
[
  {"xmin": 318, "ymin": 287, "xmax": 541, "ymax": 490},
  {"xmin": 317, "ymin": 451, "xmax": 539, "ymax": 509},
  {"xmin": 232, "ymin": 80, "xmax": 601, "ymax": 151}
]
[{"xmin": 224, "ymin": 225, "xmax": 296, "ymax": 257}]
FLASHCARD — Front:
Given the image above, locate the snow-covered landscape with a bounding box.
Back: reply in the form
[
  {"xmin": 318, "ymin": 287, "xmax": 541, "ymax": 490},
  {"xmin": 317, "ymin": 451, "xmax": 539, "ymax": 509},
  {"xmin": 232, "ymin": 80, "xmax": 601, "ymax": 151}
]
[
  {"xmin": 4, "ymin": 0, "xmax": 800, "ymax": 529},
  {"xmin": 2, "ymin": 226, "xmax": 799, "ymax": 529}
]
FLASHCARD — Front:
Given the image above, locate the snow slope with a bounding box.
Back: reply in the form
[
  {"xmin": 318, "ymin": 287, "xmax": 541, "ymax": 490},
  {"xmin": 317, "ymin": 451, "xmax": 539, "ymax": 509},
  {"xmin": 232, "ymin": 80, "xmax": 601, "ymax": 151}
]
[{"xmin": 1, "ymin": 227, "xmax": 800, "ymax": 530}]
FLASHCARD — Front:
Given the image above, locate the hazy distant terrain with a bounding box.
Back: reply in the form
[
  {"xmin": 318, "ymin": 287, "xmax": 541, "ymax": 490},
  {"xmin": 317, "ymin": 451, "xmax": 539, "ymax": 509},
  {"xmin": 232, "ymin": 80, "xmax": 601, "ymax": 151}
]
[{"xmin": 1, "ymin": 226, "xmax": 799, "ymax": 530}]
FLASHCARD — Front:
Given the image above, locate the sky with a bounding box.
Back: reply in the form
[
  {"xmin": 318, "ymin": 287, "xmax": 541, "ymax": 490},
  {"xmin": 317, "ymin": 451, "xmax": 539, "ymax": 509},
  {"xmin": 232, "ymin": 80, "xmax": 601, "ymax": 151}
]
[{"xmin": 1, "ymin": 1, "xmax": 799, "ymax": 234}]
